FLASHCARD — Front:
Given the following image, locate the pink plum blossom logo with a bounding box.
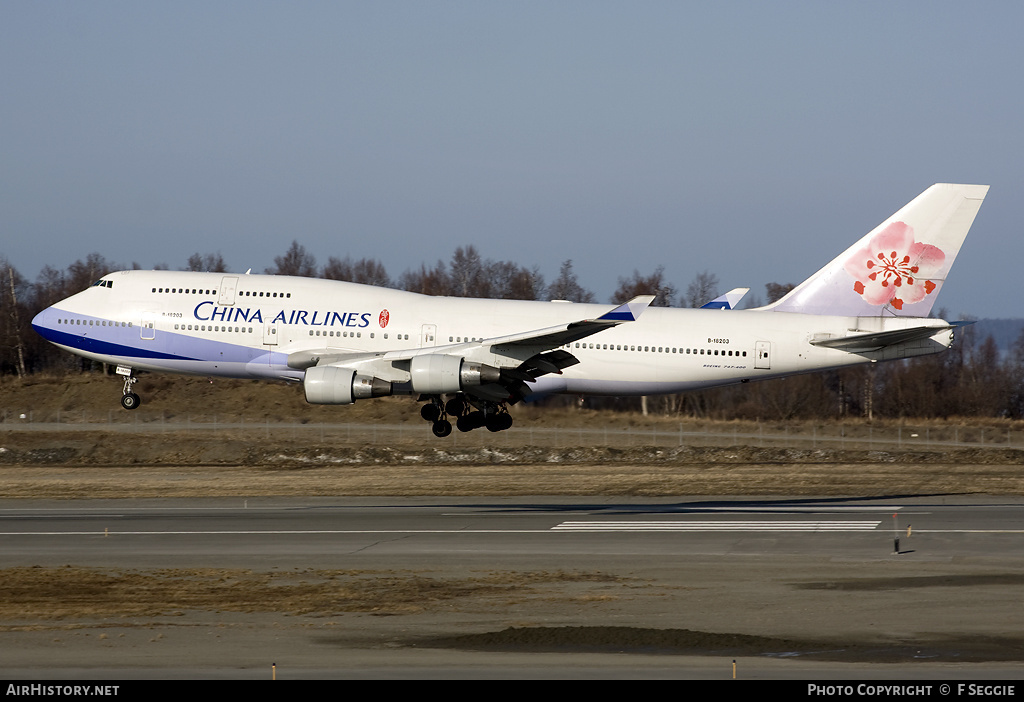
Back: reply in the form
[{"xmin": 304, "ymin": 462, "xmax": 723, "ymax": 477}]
[{"xmin": 843, "ymin": 221, "xmax": 945, "ymax": 310}]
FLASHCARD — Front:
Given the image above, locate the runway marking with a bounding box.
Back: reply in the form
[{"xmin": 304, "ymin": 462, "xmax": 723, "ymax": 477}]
[
  {"xmin": 4, "ymin": 526, "xmax": 1024, "ymax": 536},
  {"xmin": 441, "ymin": 507, "xmax": 910, "ymax": 517},
  {"xmin": 1, "ymin": 522, "xmax": 878, "ymax": 535},
  {"xmin": 552, "ymin": 520, "xmax": 882, "ymax": 531},
  {"xmin": 0, "ymin": 530, "xmax": 584, "ymax": 536}
]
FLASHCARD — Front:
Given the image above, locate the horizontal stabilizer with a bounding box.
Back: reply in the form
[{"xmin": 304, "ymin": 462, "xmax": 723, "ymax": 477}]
[{"xmin": 809, "ymin": 322, "xmax": 968, "ymax": 352}]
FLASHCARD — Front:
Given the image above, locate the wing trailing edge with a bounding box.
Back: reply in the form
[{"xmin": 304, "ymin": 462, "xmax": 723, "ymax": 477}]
[{"xmin": 486, "ymin": 294, "xmax": 656, "ymax": 349}]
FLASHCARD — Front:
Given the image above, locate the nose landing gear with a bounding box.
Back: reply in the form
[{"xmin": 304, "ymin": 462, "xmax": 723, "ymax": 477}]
[{"xmin": 117, "ymin": 366, "xmax": 141, "ymax": 410}]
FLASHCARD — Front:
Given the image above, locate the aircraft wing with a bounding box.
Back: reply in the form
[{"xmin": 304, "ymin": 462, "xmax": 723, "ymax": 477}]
[
  {"xmin": 482, "ymin": 294, "xmax": 656, "ymax": 349},
  {"xmin": 365, "ymin": 294, "xmax": 657, "ymax": 362},
  {"xmin": 288, "ymin": 295, "xmax": 656, "ymax": 402},
  {"xmin": 809, "ymin": 322, "xmax": 968, "ymax": 352}
]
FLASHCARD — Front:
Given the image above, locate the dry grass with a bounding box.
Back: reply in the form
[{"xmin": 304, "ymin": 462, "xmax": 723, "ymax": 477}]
[
  {"xmin": 3, "ymin": 373, "xmax": 1024, "ymax": 498},
  {"xmin": 0, "ymin": 566, "xmax": 628, "ymax": 621}
]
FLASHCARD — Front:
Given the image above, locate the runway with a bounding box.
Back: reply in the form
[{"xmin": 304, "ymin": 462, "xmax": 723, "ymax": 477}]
[{"xmin": 1, "ymin": 495, "xmax": 1023, "ymax": 678}]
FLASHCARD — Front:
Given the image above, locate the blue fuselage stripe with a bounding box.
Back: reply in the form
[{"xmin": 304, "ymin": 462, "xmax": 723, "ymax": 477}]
[{"xmin": 32, "ymin": 324, "xmax": 200, "ymax": 362}]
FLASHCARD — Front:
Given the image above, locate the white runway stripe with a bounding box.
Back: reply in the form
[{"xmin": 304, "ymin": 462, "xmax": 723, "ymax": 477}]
[{"xmin": 552, "ymin": 520, "xmax": 882, "ymax": 531}]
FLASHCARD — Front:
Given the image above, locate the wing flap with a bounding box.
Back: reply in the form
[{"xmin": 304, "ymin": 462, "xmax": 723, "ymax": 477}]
[{"xmin": 287, "ymin": 349, "xmax": 381, "ymax": 370}]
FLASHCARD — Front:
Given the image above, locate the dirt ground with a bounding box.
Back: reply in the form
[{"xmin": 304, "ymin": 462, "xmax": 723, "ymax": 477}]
[
  {"xmin": 3, "ymin": 372, "xmax": 1024, "ymax": 498},
  {"xmin": 5, "ymin": 565, "xmax": 1023, "ymax": 664},
  {"xmin": 3, "ymin": 373, "xmax": 1024, "ymax": 670},
  {"xmin": 2, "ymin": 431, "xmax": 1024, "ymax": 498}
]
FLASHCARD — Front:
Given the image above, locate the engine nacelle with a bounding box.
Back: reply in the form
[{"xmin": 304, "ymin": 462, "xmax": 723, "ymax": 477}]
[
  {"xmin": 304, "ymin": 366, "xmax": 392, "ymax": 405},
  {"xmin": 409, "ymin": 355, "xmax": 501, "ymax": 395}
]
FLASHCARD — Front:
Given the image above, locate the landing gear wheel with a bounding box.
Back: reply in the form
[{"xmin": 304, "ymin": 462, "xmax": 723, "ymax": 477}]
[
  {"xmin": 431, "ymin": 419, "xmax": 452, "ymax": 438},
  {"xmin": 484, "ymin": 411, "xmax": 513, "ymax": 432},
  {"xmin": 420, "ymin": 403, "xmax": 441, "ymax": 422},
  {"xmin": 445, "ymin": 395, "xmax": 467, "ymax": 416},
  {"xmin": 119, "ymin": 370, "xmax": 140, "ymax": 411},
  {"xmin": 458, "ymin": 411, "xmax": 485, "ymax": 432}
]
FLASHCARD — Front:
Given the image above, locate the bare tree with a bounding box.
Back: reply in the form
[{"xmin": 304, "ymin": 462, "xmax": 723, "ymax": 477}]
[
  {"xmin": 322, "ymin": 256, "xmax": 392, "ymax": 287},
  {"xmin": 267, "ymin": 241, "xmax": 316, "ymax": 277},
  {"xmin": 30, "ymin": 265, "xmax": 67, "ymax": 311},
  {"xmin": 1008, "ymin": 328, "xmax": 1024, "ymax": 418},
  {"xmin": 547, "ymin": 260, "xmax": 595, "ymax": 303},
  {"xmin": 66, "ymin": 253, "xmax": 115, "ymax": 292},
  {"xmin": 399, "ymin": 260, "xmax": 450, "ymax": 296},
  {"xmin": 0, "ymin": 259, "xmax": 28, "ymax": 377},
  {"xmin": 612, "ymin": 267, "xmax": 677, "ymax": 307},
  {"xmin": 186, "ymin": 252, "xmax": 229, "ymax": 272},
  {"xmin": 502, "ymin": 264, "xmax": 546, "ymax": 301},
  {"xmin": 448, "ymin": 245, "xmax": 490, "ymax": 298},
  {"xmin": 684, "ymin": 270, "xmax": 719, "ymax": 308},
  {"xmin": 765, "ymin": 282, "xmax": 796, "ymax": 304}
]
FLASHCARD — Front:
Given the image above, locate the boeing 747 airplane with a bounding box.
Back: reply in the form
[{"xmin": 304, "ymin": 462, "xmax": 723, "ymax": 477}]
[{"xmin": 32, "ymin": 183, "xmax": 988, "ymax": 436}]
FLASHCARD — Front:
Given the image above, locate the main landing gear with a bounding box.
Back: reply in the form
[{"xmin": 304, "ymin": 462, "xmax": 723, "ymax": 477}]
[
  {"xmin": 419, "ymin": 394, "xmax": 514, "ymax": 437},
  {"xmin": 420, "ymin": 398, "xmax": 452, "ymax": 437},
  {"xmin": 117, "ymin": 367, "xmax": 141, "ymax": 410}
]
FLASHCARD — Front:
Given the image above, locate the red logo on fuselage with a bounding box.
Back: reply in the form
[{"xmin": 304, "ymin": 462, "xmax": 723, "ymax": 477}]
[{"xmin": 379, "ymin": 309, "xmax": 390, "ymax": 328}]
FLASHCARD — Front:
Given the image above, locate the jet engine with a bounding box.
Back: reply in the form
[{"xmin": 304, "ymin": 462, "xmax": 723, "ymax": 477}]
[
  {"xmin": 409, "ymin": 354, "xmax": 501, "ymax": 394},
  {"xmin": 303, "ymin": 366, "xmax": 392, "ymax": 405}
]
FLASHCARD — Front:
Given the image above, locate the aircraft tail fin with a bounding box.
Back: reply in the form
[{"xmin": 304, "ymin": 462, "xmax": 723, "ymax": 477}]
[{"xmin": 766, "ymin": 183, "xmax": 989, "ymax": 316}]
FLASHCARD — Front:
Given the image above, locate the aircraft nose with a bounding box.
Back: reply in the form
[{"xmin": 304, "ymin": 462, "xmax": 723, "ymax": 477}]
[{"xmin": 31, "ymin": 306, "xmax": 58, "ymax": 342}]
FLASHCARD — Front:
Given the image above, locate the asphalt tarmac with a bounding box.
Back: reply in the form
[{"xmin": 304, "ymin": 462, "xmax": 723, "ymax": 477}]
[{"xmin": 1, "ymin": 495, "xmax": 1023, "ymax": 679}]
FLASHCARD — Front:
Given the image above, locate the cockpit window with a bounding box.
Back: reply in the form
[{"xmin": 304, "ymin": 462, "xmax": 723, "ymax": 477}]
[{"xmin": 91, "ymin": 280, "xmax": 113, "ymax": 289}]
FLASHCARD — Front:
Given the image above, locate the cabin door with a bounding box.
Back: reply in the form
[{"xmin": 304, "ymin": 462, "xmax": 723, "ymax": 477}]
[
  {"xmin": 755, "ymin": 341, "xmax": 771, "ymax": 369},
  {"xmin": 420, "ymin": 324, "xmax": 437, "ymax": 347}
]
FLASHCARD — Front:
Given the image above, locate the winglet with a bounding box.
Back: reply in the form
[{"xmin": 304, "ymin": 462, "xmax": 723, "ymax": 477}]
[
  {"xmin": 598, "ymin": 295, "xmax": 656, "ymax": 321},
  {"xmin": 701, "ymin": 287, "xmax": 749, "ymax": 310}
]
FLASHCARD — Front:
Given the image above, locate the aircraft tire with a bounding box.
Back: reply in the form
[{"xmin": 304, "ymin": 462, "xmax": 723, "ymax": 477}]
[
  {"xmin": 445, "ymin": 396, "xmax": 466, "ymax": 416},
  {"xmin": 485, "ymin": 412, "xmax": 514, "ymax": 432},
  {"xmin": 431, "ymin": 419, "xmax": 452, "ymax": 438},
  {"xmin": 420, "ymin": 403, "xmax": 441, "ymax": 423},
  {"xmin": 121, "ymin": 393, "xmax": 141, "ymax": 411}
]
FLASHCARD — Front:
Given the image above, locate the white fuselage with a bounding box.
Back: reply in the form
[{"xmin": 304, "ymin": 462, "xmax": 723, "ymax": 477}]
[{"xmin": 32, "ymin": 270, "xmax": 954, "ymax": 400}]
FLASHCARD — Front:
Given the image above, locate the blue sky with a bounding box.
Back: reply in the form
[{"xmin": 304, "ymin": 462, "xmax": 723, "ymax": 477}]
[{"xmin": 3, "ymin": 2, "xmax": 1021, "ymax": 317}]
